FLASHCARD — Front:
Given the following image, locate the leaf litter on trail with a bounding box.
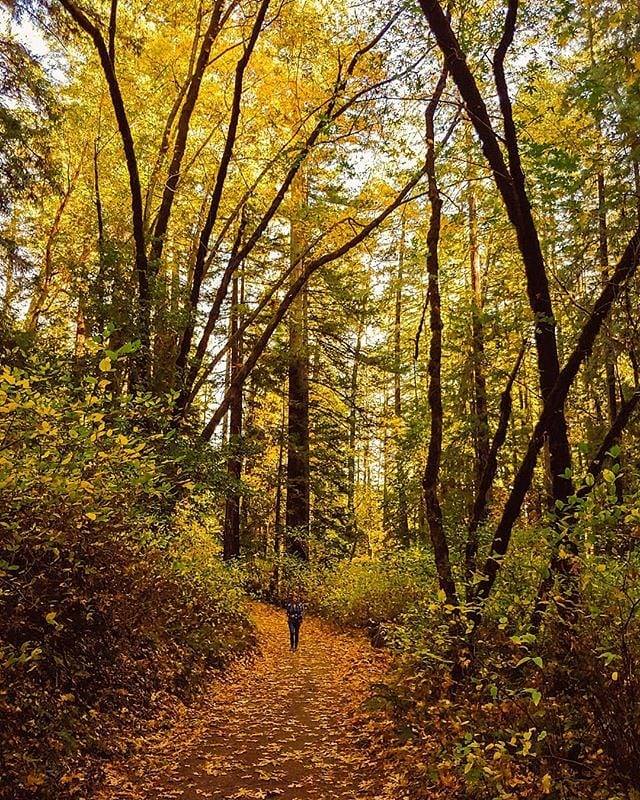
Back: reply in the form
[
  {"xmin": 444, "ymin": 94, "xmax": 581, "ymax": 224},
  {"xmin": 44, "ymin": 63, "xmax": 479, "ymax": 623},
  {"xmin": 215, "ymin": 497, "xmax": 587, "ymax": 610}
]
[{"xmin": 96, "ymin": 603, "xmax": 399, "ymax": 800}]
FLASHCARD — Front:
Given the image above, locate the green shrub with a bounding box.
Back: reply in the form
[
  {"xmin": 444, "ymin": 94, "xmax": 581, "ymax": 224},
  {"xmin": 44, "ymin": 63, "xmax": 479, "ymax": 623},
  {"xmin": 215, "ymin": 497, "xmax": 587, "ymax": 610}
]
[
  {"xmin": 0, "ymin": 357, "xmax": 255, "ymax": 799},
  {"xmin": 309, "ymin": 548, "xmax": 435, "ymax": 632}
]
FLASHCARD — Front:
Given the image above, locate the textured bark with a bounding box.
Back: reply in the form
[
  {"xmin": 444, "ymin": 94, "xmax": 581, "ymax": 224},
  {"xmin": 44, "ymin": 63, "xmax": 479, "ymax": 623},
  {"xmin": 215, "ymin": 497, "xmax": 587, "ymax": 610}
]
[
  {"xmin": 422, "ymin": 67, "xmax": 458, "ymax": 607},
  {"xmin": 285, "ymin": 172, "xmax": 310, "ymax": 559}
]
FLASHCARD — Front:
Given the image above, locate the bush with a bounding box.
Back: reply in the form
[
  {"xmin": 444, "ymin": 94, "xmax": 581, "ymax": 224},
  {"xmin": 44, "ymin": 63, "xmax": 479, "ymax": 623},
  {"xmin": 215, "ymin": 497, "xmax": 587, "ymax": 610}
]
[
  {"xmin": 309, "ymin": 549, "xmax": 435, "ymax": 634},
  {"xmin": 372, "ymin": 490, "xmax": 640, "ymax": 799},
  {"xmin": 243, "ymin": 548, "xmax": 436, "ymax": 644},
  {"xmin": 0, "ymin": 357, "xmax": 255, "ymax": 799}
]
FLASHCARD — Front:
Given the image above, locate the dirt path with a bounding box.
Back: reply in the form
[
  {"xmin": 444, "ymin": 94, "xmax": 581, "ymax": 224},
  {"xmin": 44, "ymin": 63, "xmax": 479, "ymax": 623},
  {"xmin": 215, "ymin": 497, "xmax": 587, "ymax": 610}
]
[{"xmin": 97, "ymin": 603, "xmax": 396, "ymax": 800}]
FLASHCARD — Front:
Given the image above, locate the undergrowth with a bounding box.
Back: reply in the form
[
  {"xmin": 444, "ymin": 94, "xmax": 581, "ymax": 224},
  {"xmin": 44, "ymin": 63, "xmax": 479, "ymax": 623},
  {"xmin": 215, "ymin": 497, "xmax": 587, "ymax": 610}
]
[{"xmin": 0, "ymin": 354, "xmax": 255, "ymax": 800}]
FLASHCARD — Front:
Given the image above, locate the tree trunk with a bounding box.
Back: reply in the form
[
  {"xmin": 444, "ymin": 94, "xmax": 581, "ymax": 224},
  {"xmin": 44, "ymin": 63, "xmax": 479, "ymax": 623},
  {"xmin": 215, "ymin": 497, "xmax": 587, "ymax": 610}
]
[
  {"xmin": 417, "ymin": 0, "xmax": 573, "ymax": 511},
  {"xmin": 394, "ymin": 216, "xmax": 411, "ymax": 545},
  {"xmin": 285, "ymin": 172, "xmax": 310, "ymax": 559},
  {"xmin": 274, "ymin": 390, "xmax": 286, "ymax": 557},
  {"xmin": 597, "ymin": 170, "xmax": 623, "ymax": 503},
  {"xmin": 466, "ymin": 138, "xmax": 490, "ymax": 499},
  {"xmin": 347, "ymin": 314, "xmax": 363, "ymax": 547},
  {"xmin": 465, "ymin": 341, "xmax": 526, "ymax": 593},
  {"xmin": 422, "ymin": 68, "xmax": 458, "ymax": 607},
  {"xmin": 223, "ymin": 268, "xmax": 243, "ymax": 560}
]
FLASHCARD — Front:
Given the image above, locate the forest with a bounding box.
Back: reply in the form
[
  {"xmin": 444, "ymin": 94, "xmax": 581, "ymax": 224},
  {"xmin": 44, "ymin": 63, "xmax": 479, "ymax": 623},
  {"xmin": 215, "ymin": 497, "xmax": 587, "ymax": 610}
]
[{"xmin": 1, "ymin": 0, "xmax": 640, "ymax": 796}]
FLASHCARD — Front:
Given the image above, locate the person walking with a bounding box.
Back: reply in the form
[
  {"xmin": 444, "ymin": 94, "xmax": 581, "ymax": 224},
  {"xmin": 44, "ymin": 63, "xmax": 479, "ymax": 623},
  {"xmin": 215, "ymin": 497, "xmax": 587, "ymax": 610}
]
[{"xmin": 284, "ymin": 595, "xmax": 304, "ymax": 651}]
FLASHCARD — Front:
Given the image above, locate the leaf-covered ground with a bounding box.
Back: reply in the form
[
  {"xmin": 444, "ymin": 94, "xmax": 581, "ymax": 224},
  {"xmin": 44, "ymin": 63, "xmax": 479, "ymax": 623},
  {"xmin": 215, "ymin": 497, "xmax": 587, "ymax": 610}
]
[{"xmin": 96, "ymin": 603, "xmax": 398, "ymax": 800}]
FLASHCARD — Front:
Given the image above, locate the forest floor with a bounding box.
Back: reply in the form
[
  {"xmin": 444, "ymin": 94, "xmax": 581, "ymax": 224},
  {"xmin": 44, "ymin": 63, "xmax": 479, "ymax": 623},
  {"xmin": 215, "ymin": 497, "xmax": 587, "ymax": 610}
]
[{"xmin": 96, "ymin": 603, "xmax": 401, "ymax": 800}]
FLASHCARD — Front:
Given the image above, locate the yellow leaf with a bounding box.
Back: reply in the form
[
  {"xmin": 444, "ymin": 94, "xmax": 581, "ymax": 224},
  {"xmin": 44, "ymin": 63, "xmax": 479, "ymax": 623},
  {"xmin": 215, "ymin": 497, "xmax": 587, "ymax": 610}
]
[
  {"xmin": 86, "ymin": 512, "xmax": 97, "ymax": 521},
  {"xmin": 99, "ymin": 357, "xmax": 112, "ymax": 372}
]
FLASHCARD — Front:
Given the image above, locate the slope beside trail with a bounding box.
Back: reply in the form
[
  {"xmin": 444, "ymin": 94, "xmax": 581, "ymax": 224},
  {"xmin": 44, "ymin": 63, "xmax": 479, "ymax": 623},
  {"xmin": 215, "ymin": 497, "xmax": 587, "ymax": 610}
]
[{"xmin": 97, "ymin": 602, "xmax": 401, "ymax": 800}]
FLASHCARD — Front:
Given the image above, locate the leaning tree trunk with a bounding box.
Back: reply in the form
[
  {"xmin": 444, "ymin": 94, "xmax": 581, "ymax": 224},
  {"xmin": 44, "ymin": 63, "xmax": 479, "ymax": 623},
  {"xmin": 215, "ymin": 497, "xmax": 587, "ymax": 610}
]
[{"xmin": 285, "ymin": 171, "xmax": 310, "ymax": 559}]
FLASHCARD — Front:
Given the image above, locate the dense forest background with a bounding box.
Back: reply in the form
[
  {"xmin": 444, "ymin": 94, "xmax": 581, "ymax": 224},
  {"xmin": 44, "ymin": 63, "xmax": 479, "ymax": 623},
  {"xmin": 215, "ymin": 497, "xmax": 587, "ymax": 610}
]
[{"xmin": 2, "ymin": 0, "xmax": 640, "ymax": 797}]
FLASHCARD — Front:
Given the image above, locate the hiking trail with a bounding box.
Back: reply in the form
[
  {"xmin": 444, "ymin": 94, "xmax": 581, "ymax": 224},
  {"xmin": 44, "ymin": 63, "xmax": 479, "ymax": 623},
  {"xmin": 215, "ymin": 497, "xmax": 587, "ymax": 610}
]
[{"xmin": 97, "ymin": 603, "xmax": 398, "ymax": 800}]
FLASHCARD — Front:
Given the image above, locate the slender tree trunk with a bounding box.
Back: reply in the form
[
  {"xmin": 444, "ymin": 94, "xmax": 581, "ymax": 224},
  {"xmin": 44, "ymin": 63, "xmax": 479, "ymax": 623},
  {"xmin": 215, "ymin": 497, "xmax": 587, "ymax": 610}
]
[
  {"xmin": 223, "ymin": 268, "xmax": 243, "ymax": 560},
  {"xmin": 465, "ymin": 342, "xmax": 526, "ymax": 593},
  {"xmin": 274, "ymin": 390, "xmax": 286, "ymax": 556},
  {"xmin": 381, "ymin": 387, "xmax": 392, "ymax": 536},
  {"xmin": 422, "ymin": 68, "xmax": 458, "ymax": 607},
  {"xmin": 285, "ymin": 172, "xmax": 310, "ymax": 559},
  {"xmin": 347, "ymin": 315, "xmax": 364, "ymax": 547},
  {"xmin": 466, "ymin": 139, "xmax": 490, "ymax": 498},
  {"xmin": 597, "ymin": 170, "xmax": 623, "ymax": 502},
  {"xmin": 394, "ymin": 216, "xmax": 411, "ymax": 545}
]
